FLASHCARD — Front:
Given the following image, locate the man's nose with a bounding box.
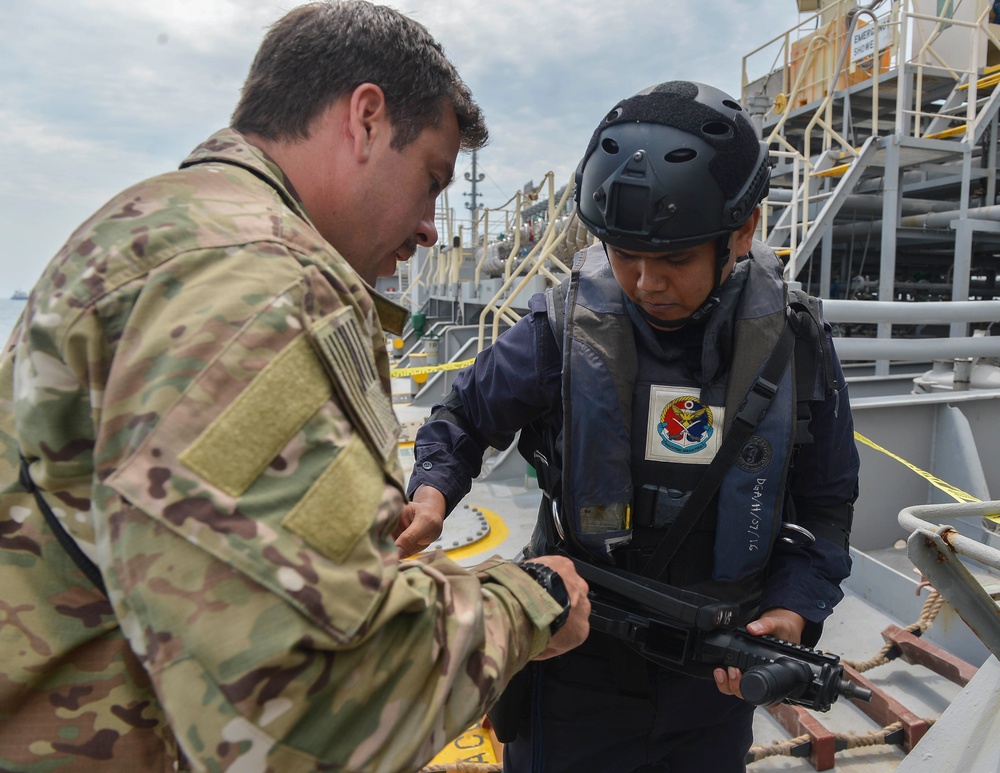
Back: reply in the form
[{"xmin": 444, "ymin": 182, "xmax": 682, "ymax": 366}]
[
  {"xmin": 415, "ymin": 205, "xmax": 439, "ymax": 247},
  {"xmin": 636, "ymin": 259, "xmax": 667, "ymax": 291}
]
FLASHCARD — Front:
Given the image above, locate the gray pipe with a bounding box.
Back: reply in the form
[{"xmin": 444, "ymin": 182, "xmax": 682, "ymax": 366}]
[
  {"xmin": 824, "ymin": 204, "xmax": 1000, "ymax": 241},
  {"xmin": 834, "ymin": 335, "xmax": 1000, "ymax": 360},
  {"xmin": 767, "ymin": 190, "xmax": 954, "ymax": 216},
  {"xmin": 824, "ymin": 299, "xmax": 1000, "ymax": 323}
]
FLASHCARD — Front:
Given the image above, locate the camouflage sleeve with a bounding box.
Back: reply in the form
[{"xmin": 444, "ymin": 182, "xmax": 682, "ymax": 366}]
[{"xmin": 93, "ymin": 252, "xmax": 559, "ymax": 771}]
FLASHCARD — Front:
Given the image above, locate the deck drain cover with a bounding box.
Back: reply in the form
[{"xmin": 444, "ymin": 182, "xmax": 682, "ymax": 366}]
[{"xmin": 427, "ymin": 505, "xmax": 491, "ymax": 552}]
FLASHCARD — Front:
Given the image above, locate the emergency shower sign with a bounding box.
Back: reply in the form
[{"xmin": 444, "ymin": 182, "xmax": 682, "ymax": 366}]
[{"xmin": 851, "ymin": 21, "xmax": 890, "ymax": 64}]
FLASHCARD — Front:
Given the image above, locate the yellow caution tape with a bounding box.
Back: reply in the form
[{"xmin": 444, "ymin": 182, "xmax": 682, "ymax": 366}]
[
  {"xmin": 390, "ymin": 358, "xmax": 476, "ymax": 378},
  {"xmin": 854, "ymin": 431, "xmax": 1000, "ymax": 523},
  {"xmin": 388, "ymin": 363, "xmax": 1000, "ymax": 524}
]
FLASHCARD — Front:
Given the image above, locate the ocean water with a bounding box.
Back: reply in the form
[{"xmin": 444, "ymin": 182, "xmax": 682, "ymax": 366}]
[{"xmin": 0, "ymin": 299, "xmax": 27, "ymax": 344}]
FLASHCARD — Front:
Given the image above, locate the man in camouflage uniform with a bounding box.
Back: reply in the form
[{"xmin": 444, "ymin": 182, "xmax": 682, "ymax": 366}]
[{"xmin": 0, "ymin": 3, "xmax": 590, "ymax": 771}]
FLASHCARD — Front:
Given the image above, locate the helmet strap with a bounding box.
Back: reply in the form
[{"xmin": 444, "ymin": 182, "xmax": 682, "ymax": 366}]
[{"xmin": 603, "ymin": 235, "xmax": 733, "ymax": 330}]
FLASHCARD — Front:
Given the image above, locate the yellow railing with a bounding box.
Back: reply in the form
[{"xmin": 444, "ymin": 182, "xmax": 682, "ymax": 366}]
[{"xmin": 476, "ymin": 173, "xmax": 578, "ymax": 351}]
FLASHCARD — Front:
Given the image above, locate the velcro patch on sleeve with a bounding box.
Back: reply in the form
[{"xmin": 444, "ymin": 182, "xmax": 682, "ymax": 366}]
[
  {"xmin": 308, "ymin": 308, "xmax": 398, "ymax": 462},
  {"xmin": 282, "ymin": 433, "xmax": 383, "ymax": 563},
  {"xmin": 179, "ymin": 334, "xmax": 332, "ymax": 497}
]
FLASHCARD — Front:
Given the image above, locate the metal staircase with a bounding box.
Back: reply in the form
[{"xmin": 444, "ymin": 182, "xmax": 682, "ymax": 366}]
[{"xmin": 746, "ymin": 0, "xmax": 1000, "ymax": 322}]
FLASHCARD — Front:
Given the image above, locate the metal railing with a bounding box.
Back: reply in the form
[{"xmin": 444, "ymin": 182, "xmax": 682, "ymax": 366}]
[
  {"xmin": 898, "ymin": 500, "xmax": 1000, "ymax": 659},
  {"xmin": 476, "ymin": 173, "xmax": 576, "ymax": 351},
  {"xmin": 743, "ymin": 0, "xmax": 1000, "ymax": 282}
]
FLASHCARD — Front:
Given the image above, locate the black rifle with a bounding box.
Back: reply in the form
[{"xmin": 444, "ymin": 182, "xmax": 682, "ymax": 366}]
[{"xmin": 567, "ymin": 555, "xmax": 872, "ymax": 712}]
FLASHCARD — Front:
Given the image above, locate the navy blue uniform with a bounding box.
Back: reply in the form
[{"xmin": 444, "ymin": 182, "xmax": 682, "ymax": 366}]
[{"xmin": 410, "ymin": 281, "xmax": 859, "ymax": 771}]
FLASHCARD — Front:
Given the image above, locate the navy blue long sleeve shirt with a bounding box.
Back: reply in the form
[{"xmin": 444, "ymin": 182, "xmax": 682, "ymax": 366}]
[{"xmin": 408, "ymin": 291, "xmax": 860, "ymax": 632}]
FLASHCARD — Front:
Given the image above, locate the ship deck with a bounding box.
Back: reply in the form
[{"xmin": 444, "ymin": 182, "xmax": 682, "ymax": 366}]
[{"xmin": 398, "ymin": 395, "xmax": 1000, "ymax": 773}]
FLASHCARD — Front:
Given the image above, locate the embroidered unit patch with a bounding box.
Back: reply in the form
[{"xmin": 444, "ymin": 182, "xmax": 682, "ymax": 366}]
[{"xmin": 645, "ymin": 386, "xmax": 724, "ymax": 464}]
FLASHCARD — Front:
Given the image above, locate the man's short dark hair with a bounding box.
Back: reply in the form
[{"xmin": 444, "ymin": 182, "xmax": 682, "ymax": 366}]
[{"xmin": 231, "ymin": 1, "xmax": 488, "ymax": 151}]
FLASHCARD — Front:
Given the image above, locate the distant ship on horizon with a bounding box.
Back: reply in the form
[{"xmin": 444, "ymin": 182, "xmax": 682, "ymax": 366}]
[{"xmin": 10, "ymin": 290, "xmax": 28, "ymax": 301}]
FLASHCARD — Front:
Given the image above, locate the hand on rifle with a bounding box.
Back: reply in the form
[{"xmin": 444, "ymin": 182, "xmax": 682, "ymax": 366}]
[
  {"xmin": 526, "ymin": 555, "xmax": 591, "ymax": 660},
  {"xmin": 713, "ymin": 608, "xmax": 806, "ymax": 700}
]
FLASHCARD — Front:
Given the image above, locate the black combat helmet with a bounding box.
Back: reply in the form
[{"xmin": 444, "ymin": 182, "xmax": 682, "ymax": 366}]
[{"xmin": 575, "ymin": 80, "xmax": 770, "ymax": 252}]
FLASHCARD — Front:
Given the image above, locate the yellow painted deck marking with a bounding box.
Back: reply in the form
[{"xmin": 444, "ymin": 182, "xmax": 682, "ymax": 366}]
[
  {"xmin": 443, "ymin": 506, "xmax": 510, "ymax": 562},
  {"xmin": 426, "ymin": 719, "xmax": 500, "ymax": 765}
]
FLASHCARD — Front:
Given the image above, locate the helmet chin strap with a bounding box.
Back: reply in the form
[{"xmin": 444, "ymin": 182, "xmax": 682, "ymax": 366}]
[{"xmin": 603, "ymin": 235, "xmax": 733, "ymax": 330}]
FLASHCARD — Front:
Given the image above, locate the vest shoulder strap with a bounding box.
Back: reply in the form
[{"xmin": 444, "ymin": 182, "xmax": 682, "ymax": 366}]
[
  {"xmin": 545, "ymin": 279, "xmax": 571, "ymax": 355},
  {"xmin": 786, "ymin": 287, "xmax": 836, "ymax": 445}
]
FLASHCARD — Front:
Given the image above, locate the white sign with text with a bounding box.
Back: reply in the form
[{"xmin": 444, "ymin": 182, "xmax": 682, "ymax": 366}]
[{"xmin": 851, "ymin": 22, "xmax": 890, "ymax": 64}]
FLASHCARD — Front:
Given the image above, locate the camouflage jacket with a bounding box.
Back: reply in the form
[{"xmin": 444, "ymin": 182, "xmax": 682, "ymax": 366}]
[{"xmin": 0, "ymin": 129, "xmax": 562, "ymax": 772}]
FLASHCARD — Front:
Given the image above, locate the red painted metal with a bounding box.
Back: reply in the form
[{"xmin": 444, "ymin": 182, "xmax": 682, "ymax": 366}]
[
  {"xmin": 841, "ymin": 663, "xmax": 930, "ymax": 752},
  {"xmin": 880, "ymin": 624, "xmax": 979, "ymax": 686},
  {"xmin": 765, "ymin": 702, "xmax": 837, "ymax": 770}
]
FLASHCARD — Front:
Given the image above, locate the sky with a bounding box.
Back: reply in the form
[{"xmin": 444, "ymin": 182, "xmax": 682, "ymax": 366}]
[{"xmin": 0, "ymin": 0, "xmax": 809, "ymax": 296}]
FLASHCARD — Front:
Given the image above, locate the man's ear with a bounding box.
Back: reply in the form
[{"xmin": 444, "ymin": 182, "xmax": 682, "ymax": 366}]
[
  {"xmin": 347, "ymin": 82, "xmax": 388, "ymax": 161},
  {"xmin": 732, "ymin": 206, "xmax": 761, "ymax": 256}
]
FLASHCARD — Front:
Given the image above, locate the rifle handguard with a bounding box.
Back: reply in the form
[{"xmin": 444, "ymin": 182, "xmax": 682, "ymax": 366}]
[{"xmin": 564, "ymin": 553, "xmax": 872, "ymax": 712}]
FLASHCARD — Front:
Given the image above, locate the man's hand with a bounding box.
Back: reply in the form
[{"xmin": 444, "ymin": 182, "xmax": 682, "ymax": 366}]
[
  {"xmin": 394, "ymin": 485, "xmax": 446, "ymax": 558},
  {"xmin": 524, "ymin": 555, "xmax": 591, "ymax": 661},
  {"xmin": 713, "ymin": 608, "xmax": 806, "ymax": 700}
]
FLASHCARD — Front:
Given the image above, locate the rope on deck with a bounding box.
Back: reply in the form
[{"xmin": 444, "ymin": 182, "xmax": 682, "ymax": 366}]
[
  {"xmin": 746, "ymin": 719, "xmax": 941, "ymax": 763},
  {"xmin": 842, "ymin": 588, "xmax": 944, "ymax": 672},
  {"xmin": 747, "ymin": 733, "xmax": 813, "ymax": 760},
  {"xmin": 840, "ymin": 721, "xmax": 906, "ymax": 750},
  {"xmin": 747, "ymin": 718, "xmax": 940, "ymax": 764},
  {"xmin": 422, "ymin": 587, "xmax": 948, "ymax": 771}
]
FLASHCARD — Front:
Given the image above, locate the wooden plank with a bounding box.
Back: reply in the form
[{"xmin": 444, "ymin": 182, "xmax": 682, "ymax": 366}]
[
  {"xmin": 766, "ymin": 702, "xmax": 837, "ymax": 770},
  {"xmin": 842, "ymin": 664, "xmax": 930, "ymax": 752},
  {"xmin": 881, "ymin": 623, "xmax": 979, "ymax": 687}
]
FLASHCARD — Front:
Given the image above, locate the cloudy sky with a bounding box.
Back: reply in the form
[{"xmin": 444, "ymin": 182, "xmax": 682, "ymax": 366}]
[{"xmin": 0, "ymin": 0, "xmax": 808, "ymax": 296}]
